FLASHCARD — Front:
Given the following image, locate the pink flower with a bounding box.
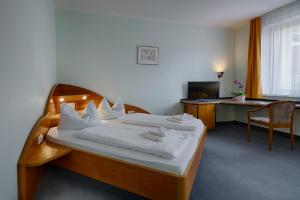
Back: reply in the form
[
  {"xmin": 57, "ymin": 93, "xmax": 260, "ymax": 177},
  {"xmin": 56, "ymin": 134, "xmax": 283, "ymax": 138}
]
[{"xmin": 234, "ymin": 80, "xmax": 243, "ymax": 86}]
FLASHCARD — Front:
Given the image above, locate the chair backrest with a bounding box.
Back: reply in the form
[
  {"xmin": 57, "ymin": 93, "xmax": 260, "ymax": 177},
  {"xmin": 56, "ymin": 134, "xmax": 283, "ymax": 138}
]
[{"xmin": 269, "ymin": 101, "xmax": 295, "ymax": 125}]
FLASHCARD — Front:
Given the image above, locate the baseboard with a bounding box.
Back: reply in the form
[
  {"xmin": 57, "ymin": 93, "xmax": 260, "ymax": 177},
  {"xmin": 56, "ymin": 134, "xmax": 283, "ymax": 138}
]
[{"xmin": 216, "ymin": 120, "xmax": 300, "ymax": 140}]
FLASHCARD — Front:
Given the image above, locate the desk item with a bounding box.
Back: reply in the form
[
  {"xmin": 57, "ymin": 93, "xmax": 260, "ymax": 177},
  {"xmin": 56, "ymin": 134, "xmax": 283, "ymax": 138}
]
[
  {"xmin": 188, "ymin": 81, "xmax": 219, "ymax": 100},
  {"xmin": 247, "ymin": 101, "xmax": 295, "ymax": 150},
  {"xmin": 232, "ymin": 95, "xmax": 246, "ymax": 102},
  {"xmin": 232, "ymin": 80, "xmax": 246, "ymax": 102}
]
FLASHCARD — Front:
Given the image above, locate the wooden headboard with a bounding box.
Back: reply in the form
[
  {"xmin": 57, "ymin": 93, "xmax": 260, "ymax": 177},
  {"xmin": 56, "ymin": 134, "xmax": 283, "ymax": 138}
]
[
  {"xmin": 17, "ymin": 84, "xmax": 150, "ymax": 199},
  {"xmin": 18, "ymin": 83, "xmax": 149, "ymax": 168},
  {"xmin": 44, "ymin": 84, "xmax": 149, "ymax": 115}
]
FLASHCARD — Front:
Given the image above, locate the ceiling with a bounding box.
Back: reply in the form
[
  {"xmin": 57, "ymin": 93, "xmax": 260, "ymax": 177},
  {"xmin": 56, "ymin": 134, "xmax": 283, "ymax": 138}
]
[{"xmin": 56, "ymin": 0, "xmax": 296, "ymax": 28}]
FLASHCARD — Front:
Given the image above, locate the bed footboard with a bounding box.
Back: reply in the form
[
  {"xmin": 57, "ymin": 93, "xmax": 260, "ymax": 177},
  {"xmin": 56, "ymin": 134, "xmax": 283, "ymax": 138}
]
[{"xmin": 50, "ymin": 128, "xmax": 207, "ymax": 200}]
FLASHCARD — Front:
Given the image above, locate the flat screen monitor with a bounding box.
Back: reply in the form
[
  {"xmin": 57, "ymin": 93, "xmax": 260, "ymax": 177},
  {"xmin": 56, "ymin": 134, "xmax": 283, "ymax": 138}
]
[{"xmin": 188, "ymin": 81, "xmax": 220, "ymax": 99}]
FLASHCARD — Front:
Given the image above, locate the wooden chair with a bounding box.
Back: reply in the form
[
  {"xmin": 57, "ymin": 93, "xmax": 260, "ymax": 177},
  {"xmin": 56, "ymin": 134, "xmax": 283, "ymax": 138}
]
[{"xmin": 247, "ymin": 101, "xmax": 295, "ymax": 150}]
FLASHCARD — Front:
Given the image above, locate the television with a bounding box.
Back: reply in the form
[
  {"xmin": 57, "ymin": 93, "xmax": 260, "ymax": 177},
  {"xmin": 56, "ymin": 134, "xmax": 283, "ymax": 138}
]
[{"xmin": 188, "ymin": 81, "xmax": 220, "ymax": 100}]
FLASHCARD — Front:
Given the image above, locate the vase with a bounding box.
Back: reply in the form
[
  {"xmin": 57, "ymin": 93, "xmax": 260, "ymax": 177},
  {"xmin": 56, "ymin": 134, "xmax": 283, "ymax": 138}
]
[{"xmin": 232, "ymin": 95, "xmax": 246, "ymax": 102}]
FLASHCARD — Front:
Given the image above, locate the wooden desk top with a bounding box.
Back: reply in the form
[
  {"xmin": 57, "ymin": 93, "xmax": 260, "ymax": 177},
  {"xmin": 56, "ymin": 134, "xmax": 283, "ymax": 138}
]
[
  {"xmin": 220, "ymin": 99, "xmax": 270, "ymax": 106},
  {"xmin": 180, "ymin": 99, "xmax": 221, "ymax": 105},
  {"xmin": 181, "ymin": 99, "xmax": 300, "ymax": 109}
]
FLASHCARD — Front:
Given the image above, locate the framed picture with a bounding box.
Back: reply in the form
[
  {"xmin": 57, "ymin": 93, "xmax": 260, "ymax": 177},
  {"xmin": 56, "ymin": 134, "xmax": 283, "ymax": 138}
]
[{"xmin": 137, "ymin": 46, "xmax": 159, "ymax": 65}]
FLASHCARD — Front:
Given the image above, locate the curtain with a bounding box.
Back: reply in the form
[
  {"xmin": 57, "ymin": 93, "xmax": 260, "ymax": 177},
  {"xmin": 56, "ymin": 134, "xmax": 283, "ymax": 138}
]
[
  {"xmin": 261, "ymin": 2, "xmax": 300, "ymax": 97},
  {"xmin": 245, "ymin": 17, "xmax": 262, "ymax": 98}
]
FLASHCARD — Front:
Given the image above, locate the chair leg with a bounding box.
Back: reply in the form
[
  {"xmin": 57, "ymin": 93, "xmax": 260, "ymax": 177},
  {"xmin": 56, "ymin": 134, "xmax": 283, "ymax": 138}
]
[
  {"xmin": 290, "ymin": 126, "xmax": 295, "ymax": 150},
  {"xmin": 268, "ymin": 128, "xmax": 273, "ymax": 151},
  {"xmin": 247, "ymin": 122, "xmax": 251, "ymax": 142}
]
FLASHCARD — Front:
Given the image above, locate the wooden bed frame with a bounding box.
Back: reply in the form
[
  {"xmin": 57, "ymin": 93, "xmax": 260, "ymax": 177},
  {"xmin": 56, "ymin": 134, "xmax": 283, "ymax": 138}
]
[{"xmin": 18, "ymin": 84, "xmax": 207, "ymax": 200}]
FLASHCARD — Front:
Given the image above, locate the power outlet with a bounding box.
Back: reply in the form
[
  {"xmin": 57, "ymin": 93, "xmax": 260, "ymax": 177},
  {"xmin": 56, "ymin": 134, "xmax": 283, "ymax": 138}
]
[{"xmin": 37, "ymin": 135, "xmax": 44, "ymax": 145}]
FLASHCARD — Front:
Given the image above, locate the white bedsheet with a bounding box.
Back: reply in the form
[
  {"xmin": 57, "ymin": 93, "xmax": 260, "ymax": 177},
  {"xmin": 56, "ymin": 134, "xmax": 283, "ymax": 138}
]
[
  {"xmin": 76, "ymin": 124, "xmax": 189, "ymax": 159},
  {"xmin": 46, "ymin": 114, "xmax": 205, "ymax": 175},
  {"xmin": 121, "ymin": 113, "xmax": 197, "ymax": 131}
]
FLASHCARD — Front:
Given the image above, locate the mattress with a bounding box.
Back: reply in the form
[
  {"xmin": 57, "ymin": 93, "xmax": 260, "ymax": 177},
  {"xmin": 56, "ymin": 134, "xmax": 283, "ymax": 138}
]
[{"xmin": 46, "ymin": 115, "xmax": 205, "ymax": 176}]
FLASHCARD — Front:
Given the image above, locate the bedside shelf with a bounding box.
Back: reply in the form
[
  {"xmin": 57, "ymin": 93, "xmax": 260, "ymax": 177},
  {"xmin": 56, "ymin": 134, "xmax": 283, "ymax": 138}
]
[{"xmin": 25, "ymin": 142, "xmax": 72, "ymax": 167}]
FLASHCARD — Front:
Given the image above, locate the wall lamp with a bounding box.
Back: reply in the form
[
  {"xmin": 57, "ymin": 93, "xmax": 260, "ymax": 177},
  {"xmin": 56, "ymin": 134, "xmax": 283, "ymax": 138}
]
[{"xmin": 217, "ymin": 72, "xmax": 224, "ymax": 79}]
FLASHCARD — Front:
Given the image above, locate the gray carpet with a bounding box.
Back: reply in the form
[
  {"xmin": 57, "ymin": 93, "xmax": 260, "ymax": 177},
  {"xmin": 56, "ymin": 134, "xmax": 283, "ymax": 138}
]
[{"xmin": 34, "ymin": 124, "xmax": 300, "ymax": 200}]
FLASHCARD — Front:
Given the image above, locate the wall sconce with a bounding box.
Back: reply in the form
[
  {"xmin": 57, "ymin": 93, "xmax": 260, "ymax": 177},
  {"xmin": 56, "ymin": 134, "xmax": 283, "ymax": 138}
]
[
  {"xmin": 217, "ymin": 72, "xmax": 224, "ymax": 79},
  {"xmin": 82, "ymin": 95, "xmax": 87, "ymax": 100},
  {"xmin": 59, "ymin": 97, "xmax": 64, "ymax": 102}
]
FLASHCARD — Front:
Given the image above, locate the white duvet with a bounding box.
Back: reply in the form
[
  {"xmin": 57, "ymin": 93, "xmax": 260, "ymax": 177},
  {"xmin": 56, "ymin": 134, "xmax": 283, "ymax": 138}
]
[
  {"xmin": 47, "ymin": 114, "xmax": 205, "ymax": 175},
  {"xmin": 121, "ymin": 113, "xmax": 197, "ymax": 131},
  {"xmin": 75, "ymin": 123, "xmax": 190, "ymax": 159}
]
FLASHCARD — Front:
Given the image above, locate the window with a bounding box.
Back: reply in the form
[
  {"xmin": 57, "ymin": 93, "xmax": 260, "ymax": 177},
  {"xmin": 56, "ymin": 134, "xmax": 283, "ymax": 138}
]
[{"xmin": 261, "ymin": 2, "xmax": 300, "ymax": 97}]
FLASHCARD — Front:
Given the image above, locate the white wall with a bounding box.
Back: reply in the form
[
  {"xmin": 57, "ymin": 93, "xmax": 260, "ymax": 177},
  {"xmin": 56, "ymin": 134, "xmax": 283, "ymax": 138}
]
[
  {"xmin": 0, "ymin": 0, "xmax": 56, "ymax": 198},
  {"xmin": 56, "ymin": 10, "xmax": 236, "ymax": 115},
  {"xmin": 234, "ymin": 23, "xmax": 250, "ymax": 82},
  {"xmin": 56, "ymin": 9, "xmax": 298, "ymax": 132}
]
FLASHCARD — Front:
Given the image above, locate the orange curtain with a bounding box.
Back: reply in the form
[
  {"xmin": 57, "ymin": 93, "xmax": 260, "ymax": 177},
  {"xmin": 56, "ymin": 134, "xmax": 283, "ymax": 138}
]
[{"xmin": 245, "ymin": 17, "xmax": 262, "ymax": 98}]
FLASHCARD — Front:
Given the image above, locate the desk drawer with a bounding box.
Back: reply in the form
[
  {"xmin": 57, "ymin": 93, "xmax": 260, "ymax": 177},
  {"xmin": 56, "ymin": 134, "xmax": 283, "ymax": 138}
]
[
  {"xmin": 185, "ymin": 104, "xmax": 198, "ymax": 118},
  {"xmin": 198, "ymin": 104, "xmax": 216, "ymax": 129}
]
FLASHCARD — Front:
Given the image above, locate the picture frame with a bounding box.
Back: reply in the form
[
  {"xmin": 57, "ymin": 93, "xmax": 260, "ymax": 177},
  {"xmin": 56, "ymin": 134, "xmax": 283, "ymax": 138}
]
[{"xmin": 137, "ymin": 46, "xmax": 159, "ymax": 65}]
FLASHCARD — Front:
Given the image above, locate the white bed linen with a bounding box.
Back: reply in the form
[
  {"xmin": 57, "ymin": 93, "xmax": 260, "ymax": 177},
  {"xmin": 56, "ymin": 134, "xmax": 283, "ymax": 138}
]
[
  {"xmin": 121, "ymin": 113, "xmax": 197, "ymax": 131},
  {"xmin": 47, "ymin": 115, "xmax": 205, "ymax": 175},
  {"xmin": 76, "ymin": 125, "xmax": 189, "ymax": 159}
]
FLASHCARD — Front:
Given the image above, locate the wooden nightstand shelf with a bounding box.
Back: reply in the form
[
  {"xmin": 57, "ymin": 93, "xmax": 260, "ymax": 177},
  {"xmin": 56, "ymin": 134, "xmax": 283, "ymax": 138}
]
[
  {"xmin": 18, "ymin": 141, "xmax": 72, "ymax": 200},
  {"xmin": 25, "ymin": 141, "xmax": 72, "ymax": 167}
]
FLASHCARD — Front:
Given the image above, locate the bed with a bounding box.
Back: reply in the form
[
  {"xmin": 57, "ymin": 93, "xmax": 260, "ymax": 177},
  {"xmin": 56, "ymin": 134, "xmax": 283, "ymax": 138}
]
[{"xmin": 17, "ymin": 84, "xmax": 207, "ymax": 200}]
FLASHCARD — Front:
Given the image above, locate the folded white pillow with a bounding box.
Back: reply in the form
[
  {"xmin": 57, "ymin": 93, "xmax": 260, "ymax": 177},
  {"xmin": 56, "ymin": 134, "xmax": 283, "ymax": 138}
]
[
  {"xmin": 98, "ymin": 97, "xmax": 125, "ymax": 120},
  {"xmin": 58, "ymin": 101, "xmax": 101, "ymax": 130}
]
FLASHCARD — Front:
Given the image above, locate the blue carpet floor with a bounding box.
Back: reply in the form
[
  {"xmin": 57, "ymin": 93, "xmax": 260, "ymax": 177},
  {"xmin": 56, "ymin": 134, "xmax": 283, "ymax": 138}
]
[{"xmin": 34, "ymin": 124, "xmax": 300, "ymax": 200}]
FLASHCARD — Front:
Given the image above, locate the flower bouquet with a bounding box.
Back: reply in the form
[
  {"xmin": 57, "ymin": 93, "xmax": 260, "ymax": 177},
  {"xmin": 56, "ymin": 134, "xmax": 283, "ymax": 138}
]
[{"xmin": 232, "ymin": 80, "xmax": 246, "ymax": 102}]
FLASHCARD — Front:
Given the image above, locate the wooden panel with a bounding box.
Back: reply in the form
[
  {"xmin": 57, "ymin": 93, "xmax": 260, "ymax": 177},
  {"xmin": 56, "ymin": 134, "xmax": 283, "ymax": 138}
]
[
  {"xmin": 25, "ymin": 142, "xmax": 72, "ymax": 167},
  {"xmin": 18, "ymin": 142, "xmax": 68, "ymax": 200},
  {"xmin": 18, "ymin": 164, "xmax": 44, "ymax": 200},
  {"xmin": 50, "ymin": 127, "xmax": 207, "ymax": 200},
  {"xmin": 18, "ymin": 116, "xmax": 53, "ymax": 165},
  {"xmin": 198, "ymin": 104, "xmax": 216, "ymax": 129},
  {"xmin": 47, "ymin": 84, "xmax": 150, "ymax": 115},
  {"xmin": 51, "ymin": 151, "xmax": 178, "ymax": 200},
  {"xmin": 178, "ymin": 128, "xmax": 207, "ymax": 200},
  {"xmin": 125, "ymin": 104, "xmax": 150, "ymax": 114},
  {"xmin": 181, "ymin": 98, "xmax": 300, "ymax": 109},
  {"xmin": 183, "ymin": 103, "xmax": 216, "ymax": 129},
  {"xmin": 185, "ymin": 104, "xmax": 198, "ymax": 118}
]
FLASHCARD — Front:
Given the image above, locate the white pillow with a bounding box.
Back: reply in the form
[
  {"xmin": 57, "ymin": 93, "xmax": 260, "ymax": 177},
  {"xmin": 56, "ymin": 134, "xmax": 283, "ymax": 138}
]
[
  {"xmin": 98, "ymin": 97, "xmax": 125, "ymax": 120},
  {"xmin": 58, "ymin": 101, "xmax": 101, "ymax": 130}
]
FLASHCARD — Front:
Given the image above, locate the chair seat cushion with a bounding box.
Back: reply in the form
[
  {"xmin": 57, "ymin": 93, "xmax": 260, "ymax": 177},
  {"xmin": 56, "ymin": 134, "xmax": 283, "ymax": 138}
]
[{"xmin": 250, "ymin": 117, "xmax": 270, "ymax": 123}]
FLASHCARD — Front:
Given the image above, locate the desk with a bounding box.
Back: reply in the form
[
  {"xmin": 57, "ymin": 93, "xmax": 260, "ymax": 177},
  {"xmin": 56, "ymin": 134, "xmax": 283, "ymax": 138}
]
[{"xmin": 181, "ymin": 99, "xmax": 300, "ymax": 129}]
